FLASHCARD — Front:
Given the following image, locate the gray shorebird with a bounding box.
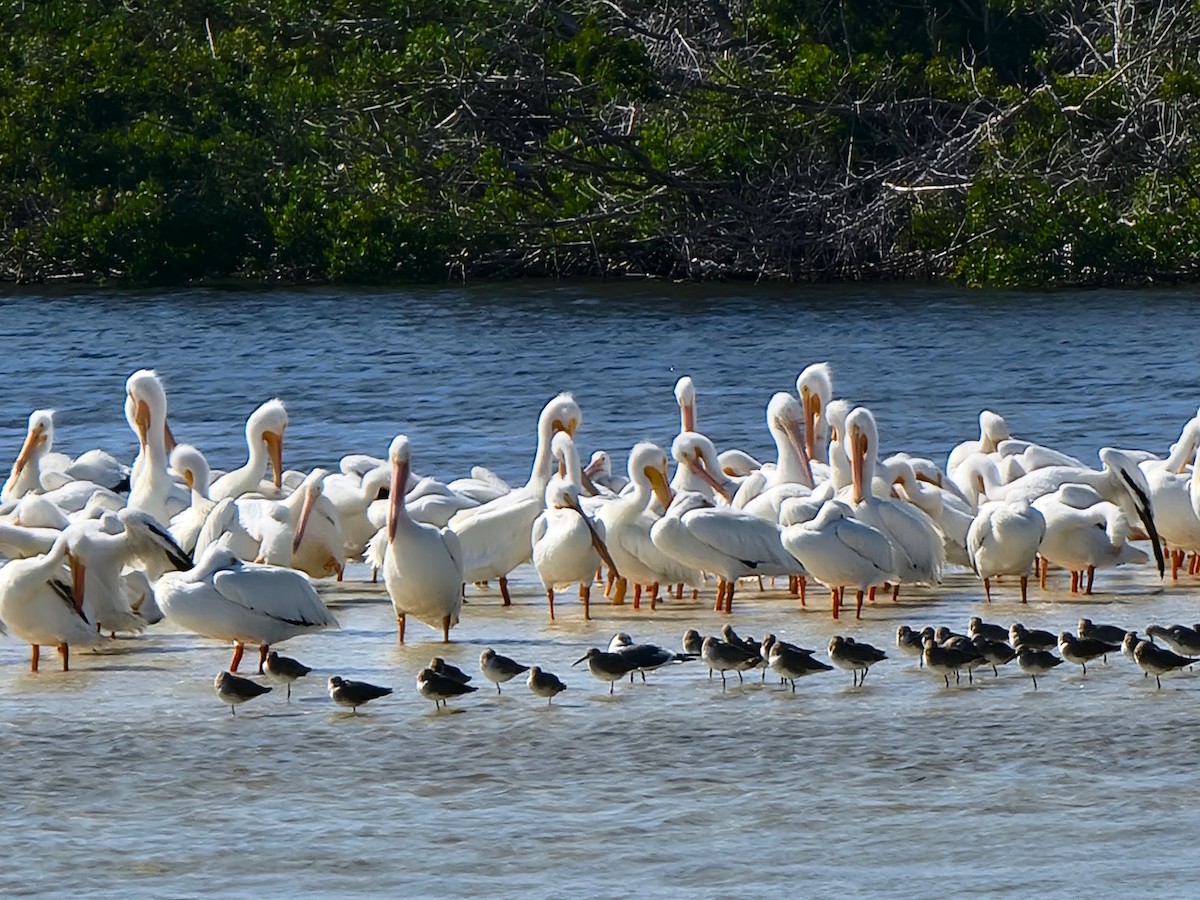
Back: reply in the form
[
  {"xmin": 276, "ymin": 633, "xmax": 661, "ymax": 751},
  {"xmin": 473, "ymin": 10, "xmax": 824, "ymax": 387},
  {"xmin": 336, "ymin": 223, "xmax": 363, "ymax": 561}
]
[
  {"xmin": 922, "ymin": 636, "xmax": 983, "ymax": 687},
  {"xmin": 700, "ymin": 636, "xmax": 760, "ymax": 691},
  {"xmin": 827, "ymin": 636, "xmax": 887, "ymax": 686},
  {"xmin": 768, "ymin": 642, "xmax": 832, "ymax": 690},
  {"xmin": 1133, "ymin": 639, "xmax": 1198, "ymax": 689},
  {"xmin": 328, "ymin": 675, "xmax": 393, "ymax": 712},
  {"xmin": 1058, "ymin": 632, "xmax": 1119, "ymax": 674},
  {"xmin": 430, "ymin": 657, "xmax": 472, "ymax": 685},
  {"xmin": 214, "ymin": 671, "xmax": 271, "ymax": 715},
  {"xmin": 527, "ymin": 666, "xmax": 567, "ymax": 705},
  {"xmin": 1078, "ymin": 618, "xmax": 1129, "ymax": 646},
  {"xmin": 263, "ymin": 650, "xmax": 311, "ymax": 701},
  {"xmin": 1146, "ymin": 624, "xmax": 1200, "ymax": 657},
  {"xmin": 682, "ymin": 628, "xmax": 704, "ymax": 657},
  {"xmin": 572, "ymin": 648, "xmax": 638, "ymax": 694},
  {"xmin": 1010, "ymin": 623, "xmax": 1056, "ymax": 651},
  {"xmin": 968, "ymin": 616, "xmax": 1010, "ymax": 644},
  {"xmin": 417, "ymin": 667, "xmax": 478, "ymax": 709},
  {"xmin": 609, "ymin": 633, "xmax": 695, "ymax": 682},
  {"xmin": 479, "ymin": 648, "xmax": 530, "ymax": 694},
  {"xmin": 972, "ymin": 634, "xmax": 1016, "ymax": 675},
  {"xmin": 895, "ymin": 626, "xmax": 925, "ymax": 665},
  {"xmin": 1016, "ymin": 646, "xmax": 1062, "ymax": 689}
]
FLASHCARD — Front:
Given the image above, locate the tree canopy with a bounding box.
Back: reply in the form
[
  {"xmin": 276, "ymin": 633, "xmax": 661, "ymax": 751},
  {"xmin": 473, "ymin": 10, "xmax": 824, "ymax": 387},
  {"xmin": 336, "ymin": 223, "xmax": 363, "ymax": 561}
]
[{"xmin": 1, "ymin": 0, "xmax": 1198, "ymax": 286}]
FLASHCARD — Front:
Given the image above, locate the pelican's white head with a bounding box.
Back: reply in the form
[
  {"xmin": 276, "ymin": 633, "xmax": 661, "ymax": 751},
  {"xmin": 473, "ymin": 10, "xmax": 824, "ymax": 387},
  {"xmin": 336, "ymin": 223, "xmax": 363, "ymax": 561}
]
[
  {"xmin": 674, "ymin": 376, "xmax": 696, "ymax": 433},
  {"xmin": 979, "ymin": 410, "xmax": 1010, "ymax": 448},
  {"xmin": 671, "ymin": 431, "xmax": 730, "ymax": 501},
  {"xmin": 825, "ymin": 399, "xmax": 852, "ymax": 445},
  {"xmin": 584, "ymin": 450, "xmax": 611, "ymax": 478},
  {"xmin": 539, "ymin": 393, "xmax": 582, "ymax": 440},
  {"xmin": 170, "ymin": 443, "xmax": 211, "ymax": 497},
  {"xmin": 767, "ymin": 392, "xmax": 813, "ymax": 487},
  {"xmin": 844, "ymin": 407, "xmax": 880, "ymax": 504},
  {"xmin": 797, "ymin": 362, "xmax": 833, "ymax": 457},
  {"xmin": 627, "ymin": 442, "xmax": 673, "ymax": 510},
  {"xmin": 247, "ymin": 399, "xmax": 288, "ymax": 489},
  {"xmin": 11, "ymin": 408, "xmax": 54, "ymax": 485},
  {"xmin": 126, "ymin": 369, "xmax": 169, "ymax": 451}
]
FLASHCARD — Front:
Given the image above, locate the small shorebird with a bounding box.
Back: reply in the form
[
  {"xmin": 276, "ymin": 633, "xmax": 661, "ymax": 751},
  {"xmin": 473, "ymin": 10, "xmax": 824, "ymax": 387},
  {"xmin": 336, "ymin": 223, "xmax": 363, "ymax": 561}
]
[
  {"xmin": 1015, "ymin": 645, "xmax": 1062, "ymax": 689},
  {"xmin": 263, "ymin": 650, "xmax": 311, "ymax": 701},
  {"xmin": 608, "ymin": 633, "xmax": 694, "ymax": 682},
  {"xmin": 527, "ymin": 666, "xmax": 567, "ymax": 705},
  {"xmin": 479, "ymin": 648, "xmax": 530, "ymax": 694},
  {"xmin": 214, "ymin": 671, "xmax": 271, "ymax": 715},
  {"xmin": 827, "ymin": 636, "xmax": 886, "ymax": 686},
  {"xmin": 429, "ymin": 657, "xmax": 472, "ymax": 685},
  {"xmin": 922, "ymin": 637, "xmax": 983, "ymax": 687},
  {"xmin": 1146, "ymin": 624, "xmax": 1200, "ymax": 657},
  {"xmin": 972, "ymin": 635, "xmax": 1016, "ymax": 675},
  {"xmin": 417, "ymin": 667, "xmax": 478, "ymax": 709},
  {"xmin": 1133, "ymin": 639, "xmax": 1198, "ymax": 689},
  {"xmin": 1057, "ymin": 632, "xmax": 1119, "ymax": 673},
  {"xmin": 1078, "ymin": 618, "xmax": 1129, "ymax": 646},
  {"xmin": 768, "ymin": 642, "xmax": 832, "ymax": 690},
  {"xmin": 1010, "ymin": 623, "xmax": 1057, "ymax": 651},
  {"xmin": 700, "ymin": 636, "xmax": 761, "ymax": 691},
  {"xmin": 682, "ymin": 628, "xmax": 704, "ymax": 657},
  {"xmin": 572, "ymin": 648, "xmax": 638, "ymax": 694},
  {"xmin": 895, "ymin": 626, "xmax": 925, "ymax": 665},
  {"xmin": 968, "ymin": 616, "xmax": 1010, "ymax": 644},
  {"xmin": 328, "ymin": 675, "xmax": 393, "ymax": 712},
  {"xmin": 1122, "ymin": 631, "xmax": 1143, "ymax": 666}
]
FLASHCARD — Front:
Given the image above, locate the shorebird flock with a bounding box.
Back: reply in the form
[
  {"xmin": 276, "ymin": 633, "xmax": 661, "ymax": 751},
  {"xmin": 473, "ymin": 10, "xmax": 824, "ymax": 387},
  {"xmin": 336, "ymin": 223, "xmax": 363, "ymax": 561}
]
[{"xmin": 0, "ymin": 365, "xmax": 1196, "ymax": 714}]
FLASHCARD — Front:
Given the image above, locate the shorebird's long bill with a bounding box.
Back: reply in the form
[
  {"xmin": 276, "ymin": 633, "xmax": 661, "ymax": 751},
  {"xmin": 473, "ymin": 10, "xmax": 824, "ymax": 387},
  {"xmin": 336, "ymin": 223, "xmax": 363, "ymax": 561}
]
[{"xmin": 571, "ymin": 654, "xmax": 588, "ymax": 666}]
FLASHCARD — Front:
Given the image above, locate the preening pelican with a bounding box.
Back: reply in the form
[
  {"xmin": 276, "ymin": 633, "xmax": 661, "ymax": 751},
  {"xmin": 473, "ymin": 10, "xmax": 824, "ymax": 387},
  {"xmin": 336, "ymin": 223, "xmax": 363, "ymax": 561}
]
[
  {"xmin": 651, "ymin": 491, "xmax": 800, "ymax": 614},
  {"xmin": 0, "ymin": 533, "xmax": 99, "ymax": 671},
  {"xmin": 531, "ymin": 432, "xmax": 615, "ymax": 620},
  {"xmin": 287, "ymin": 468, "xmax": 346, "ymax": 580},
  {"xmin": 733, "ymin": 392, "xmax": 814, "ymax": 519},
  {"xmin": 781, "ymin": 500, "xmax": 896, "ymax": 619},
  {"xmin": 965, "ymin": 500, "xmax": 1046, "ymax": 602},
  {"xmin": 384, "ymin": 435, "xmax": 464, "ymax": 643},
  {"xmin": 126, "ymin": 370, "xmax": 186, "ymax": 524},
  {"xmin": 155, "ymin": 542, "xmax": 338, "ymax": 672},
  {"xmin": 797, "ymin": 362, "xmax": 833, "ymax": 465},
  {"xmin": 209, "ymin": 399, "xmax": 288, "ymax": 501},
  {"xmin": 168, "ymin": 444, "xmax": 214, "ymax": 553},
  {"xmin": 449, "ymin": 393, "xmax": 581, "ymax": 606},
  {"xmin": 671, "ymin": 432, "xmax": 735, "ymax": 503},
  {"xmin": 1032, "ymin": 486, "xmax": 1148, "ymax": 593},
  {"xmin": 946, "ymin": 410, "xmax": 1010, "ymax": 476},
  {"xmin": 2, "ymin": 409, "xmax": 54, "ymax": 503}
]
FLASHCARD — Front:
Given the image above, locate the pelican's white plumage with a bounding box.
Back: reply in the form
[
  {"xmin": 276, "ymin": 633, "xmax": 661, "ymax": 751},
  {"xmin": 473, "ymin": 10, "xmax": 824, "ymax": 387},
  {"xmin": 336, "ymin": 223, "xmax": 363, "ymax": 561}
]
[
  {"xmin": 2, "ymin": 409, "xmax": 54, "ymax": 503},
  {"xmin": 449, "ymin": 393, "xmax": 581, "ymax": 604},
  {"xmin": 781, "ymin": 500, "xmax": 896, "ymax": 619},
  {"xmin": 383, "ymin": 435, "xmax": 464, "ymax": 642},
  {"xmin": 126, "ymin": 370, "xmax": 186, "ymax": 524},
  {"xmin": 155, "ymin": 542, "xmax": 338, "ymax": 671},
  {"xmin": 965, "ymin": 499, "xmax": 1046, "ymax": 602}
]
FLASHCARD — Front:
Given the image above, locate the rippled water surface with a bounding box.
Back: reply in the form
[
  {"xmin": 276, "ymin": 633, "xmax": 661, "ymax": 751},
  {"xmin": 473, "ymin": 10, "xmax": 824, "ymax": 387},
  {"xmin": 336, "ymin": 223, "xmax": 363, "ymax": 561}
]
[{"xmin": 1, "ymin": 284, "xmax": 1199, "ymax": 897}]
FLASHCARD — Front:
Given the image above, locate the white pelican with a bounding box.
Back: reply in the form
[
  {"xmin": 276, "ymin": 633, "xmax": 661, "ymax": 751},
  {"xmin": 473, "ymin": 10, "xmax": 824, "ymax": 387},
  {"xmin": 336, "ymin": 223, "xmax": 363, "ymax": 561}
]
[
  {"xmin": 781, "ymin": 500, "xmax": 896, "ymax": 619},
  {"xmin": 946, "ymin": 410, "xmax": 1010, "ymax": 476},
  {"xmin": 155, "ymin": 542, "xmax": 338, "ymax": 672},
  {"xmin": 323, "ymin": 465, "xmax": 392, "ymax": 557},
  {"xmin": 887, "ymin": 459, "xmax": 974, "ymax": 568},
  {"xmin": 671, "ymin": 431, "xmax": 736, "ymax": 503},
  {"xmin": 209, "ymin": 399, "xmax": 288, "ymax": 501},
  {"xmin": 733, "ymin": 392, "xmax": 814, "ymax": 519},
  {"xmin": 2, "ymin": 409, "xmax": 54, "ymax": 503},
  {"xmin": 843, "ymin": 407, "xmax": 945, "ymax": 593},
  {"xmin": 167, "ymin": 444, "xmax": 215, "ymax": 553},
  {"xmin": 672, "ymin": 375, "xmax": 761, "ymax": 480},
  {"xmin": 1032, "ymin": 486, "xmax": 1148, "ymax": 593},
  {"xmin": 584, "ymin": 451, "xmax": 628, "ymax": 493},
  {"xmin": 0, "ymin": 533, "xmax": 99, "ymax": 671},
  {"xmin": 63, "ymin": 508, "xmax": 193, "ymax": 634},
  {"xmin": 965, "ymin": 500, "xmax": 1046, "ymax": 602},
  {"xmin": 651, "ymin": 491, "xmax": 800, "ymax": 614},
  {"xmin": 39, "ymin": 448, "xmax": 131, "ymax": 493},
  {"xmin": 384, "ymin": 435, "xmax": 464, "ymax": 643},
  {"xmin": 595, "ymin": 443, "xmax": 702, "ymax": 607},
  {"xmin": 797, "ymin": 362, "xmax": 833, "ymax": 465},
  {"xmin": 994, "ymin": 447, "xmax": 1164, "ymax": 579},
  {"xmin": 531, "ymin": 433, "xmax": 616, "ymax": 620},
  {"xmin": 449, "ymin": 393, "xmax": 581, "ymax": 606},
  {"xmin": 287, "ymin": 469, "xmax": 346, "ymax": 580},
  {"xmin": 1142, "ymin": 413, "xmax": 1200, "ymax": 578},
  {"xmin": 126, "ymin": 370, "xmax": 187, "ymax": 524}
]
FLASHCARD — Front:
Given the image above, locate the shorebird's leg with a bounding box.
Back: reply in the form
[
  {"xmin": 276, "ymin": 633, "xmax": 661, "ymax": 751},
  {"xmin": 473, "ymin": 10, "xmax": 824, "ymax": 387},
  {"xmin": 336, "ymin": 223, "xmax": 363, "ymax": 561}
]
[{"xmin": 229, "ymin": 642, "xmax": 245, "ymax": 673}]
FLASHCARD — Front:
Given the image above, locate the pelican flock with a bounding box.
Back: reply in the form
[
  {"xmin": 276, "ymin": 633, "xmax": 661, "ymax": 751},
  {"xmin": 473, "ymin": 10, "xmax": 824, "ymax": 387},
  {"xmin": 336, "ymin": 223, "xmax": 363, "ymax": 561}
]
[{"xmin": 0, "ymin": 361, "xmax": 1192, "ymax": 703}]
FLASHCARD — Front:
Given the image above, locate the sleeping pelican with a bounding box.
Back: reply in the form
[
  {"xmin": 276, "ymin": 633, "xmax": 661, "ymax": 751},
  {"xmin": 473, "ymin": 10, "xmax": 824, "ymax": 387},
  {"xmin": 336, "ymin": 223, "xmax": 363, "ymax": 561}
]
[
  {"xmin": 155, "ymin": 542, "xmax": 338, "ymax": 672},
  {"xmin": 2, "ymin": 409, "xmax": 54, "ymax": 503},
  {"xmin": 781, "ymin": 500, "xmax": 896, "ymax": 619},
  {"xmin": 531, "ymin": 433, "xmax": 616, "ymax": 620},
  {"xmin": 1033, "ymin": 486, "xmax": 1148, "ymax": 593},
  {"xmin": 946, "ymin": 410, "xmax": 1011, "ymax": 476},
  {"xmin": 209, "ymin": 399, "xmax": 288, "ymax": 501},
  {"xmin": 384, "ymin": 435, "xmax": 464, "ymax": 643},
  {"xmin": 0, "ymin": 533, "xmax": 99, "ymax": 671},
  {"xmin": 449, "ymin": 393, "xmax": 581, "ymax": 606}
]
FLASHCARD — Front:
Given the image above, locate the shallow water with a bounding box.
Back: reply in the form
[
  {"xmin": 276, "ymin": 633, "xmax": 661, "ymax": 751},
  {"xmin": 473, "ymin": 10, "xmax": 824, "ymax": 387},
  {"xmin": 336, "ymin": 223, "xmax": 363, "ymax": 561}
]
[{"xmin": 0, "ymin": 284, "xmax": 1198, "ymax": 896}]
